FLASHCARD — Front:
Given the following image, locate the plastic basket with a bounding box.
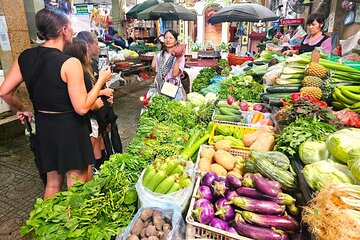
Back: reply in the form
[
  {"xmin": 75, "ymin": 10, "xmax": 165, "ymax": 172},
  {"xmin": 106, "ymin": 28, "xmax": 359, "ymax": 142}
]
[
  {"xmin": 209, "ymin": 123, "xmax": 257, "ymax": 150},
  {"xmin": 195, "ymin": 145, "xmax": 249, "ymax": 175},
  {"xmin": 212, "ymin": 108, "xmax": 257, "ymax": 128},
  {"xmin": 227, "ymin": 54, "xmax": 254, "ymax": 66},
  {"xmin": 185, "ymin": 177, "xmax": 251, "ymax": 240}
]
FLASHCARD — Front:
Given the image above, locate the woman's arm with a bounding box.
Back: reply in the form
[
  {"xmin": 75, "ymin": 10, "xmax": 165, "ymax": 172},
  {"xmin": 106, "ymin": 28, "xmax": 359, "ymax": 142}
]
[
  {"xmin": 172, "ymin": 55, "xmax": 185, "ymax": 77},
  {"xmin": 320, "ymin": 37, "xmax": 332, "ymax": 53},
  {"xmin": 63, "ymin": 58, "xmax": 111, "ymax": 115}
]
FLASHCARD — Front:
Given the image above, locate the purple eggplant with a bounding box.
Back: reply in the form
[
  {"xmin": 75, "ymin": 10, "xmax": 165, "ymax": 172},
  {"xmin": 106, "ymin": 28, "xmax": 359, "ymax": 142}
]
[
  {"xmin": 229, "ymin": 196, "xmax": 285, "ymax": 215},
  {"xmin": 232, "ymin": 214, "xmax": 289, "ymax": 240},
  {"xmin": 226, "ymin": 174, "xmax": 242, "ymax": 189},
  {"xmin": 227, "ymin": 227, "xmax": 239, "ymax": 235},
  {"xmin": 241, "ymin": 211, "xmax": 299, "ymax": 232},
  {"xmin": 227, "ymin": 190, "xmax": 239, "ymax": 200},
  {"xmin": 196, "ymin": 185, "xmax": 213, "ymax": 202},
  {"xmin": 242, "ymin": 174, "xmax": 255, "ymax": 188},
  {"xmin": 211, "ymin": 177, "xmax": 229, "ymax": 198},
  {"xmin": 262, "ymin": 177, "xmax": 282, "ymax": 190},
  {"xmin": 236, "ymin": 187, "xmax": 295, "ymax": 205},
  {"xmin": 209, "ymin": 217, "xmax": 229, "ymax": 231},
  {"xmin": 254, "ymin": 174, "xmax": 280, "ymax": 197},
  {"xmin": 215, "ymin": 198, "xmax": 235, "ymax": 221},
  {"xmin": 192, "ymin": 199, "xmax": 214, "ymax": 224},
  {"xmin": 201, "ymin": 172, "xmax": 218, "ymax": 187}
]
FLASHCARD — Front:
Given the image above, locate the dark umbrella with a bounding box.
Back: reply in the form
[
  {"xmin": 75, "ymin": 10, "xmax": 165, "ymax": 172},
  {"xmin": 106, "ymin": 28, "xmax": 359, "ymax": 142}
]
[
  {"xmin": 208, "ymin": 3, "xmax": 279, "ymax": 24},
  {"xmin": 126, "ymin": 0, "xmax": 159, "ymax": 19},
  {"xmin": 137, "ymin": 2, "xmax": 197, "ymax": 21}
]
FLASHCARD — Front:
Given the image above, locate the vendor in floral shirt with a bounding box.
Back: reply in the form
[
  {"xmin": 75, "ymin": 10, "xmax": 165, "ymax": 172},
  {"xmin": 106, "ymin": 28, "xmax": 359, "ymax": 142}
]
[{"xmin": 283, "ymin": 13, "xmax": 332, "ymax": 56}]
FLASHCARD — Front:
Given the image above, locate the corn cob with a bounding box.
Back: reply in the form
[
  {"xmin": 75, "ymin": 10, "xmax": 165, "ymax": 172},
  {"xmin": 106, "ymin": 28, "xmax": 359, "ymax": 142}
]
[
  {"xmin": 165, "ymin": 160, "xmax": 179, "ymax": 176},
  {"xmin": 143, "ymin": 164, "xmax": 155, "ymax": 180},
  {"xmin": 142, "ymin": 167, "xmax": 156, "ymax": 187},
  {"xmin": 179, "ymin": 177, "xmax": 192, "ymax": 188},
  {"xmin": 169, "ymin": 164, "xmax": 184, "ymax": 175},
  {"xmin": 166, "ymin": 182, "xmax": 180, "ymax": 194},
  {"xmin": 145, "ymin": 170, "xmax": 167, "ymax": 191},
  {"xmin": 154, "ymin": 175, "xmax": 176, "ymax": 194}
]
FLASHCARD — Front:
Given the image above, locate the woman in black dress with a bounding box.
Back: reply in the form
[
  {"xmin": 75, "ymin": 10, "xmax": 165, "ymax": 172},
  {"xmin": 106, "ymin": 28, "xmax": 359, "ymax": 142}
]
[{"xmin": 0, "ymin": 8, "xmax": 112, "ymax": 199}]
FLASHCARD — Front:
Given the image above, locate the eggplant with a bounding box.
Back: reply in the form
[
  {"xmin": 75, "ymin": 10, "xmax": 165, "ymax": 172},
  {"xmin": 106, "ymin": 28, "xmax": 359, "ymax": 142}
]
[
  {"xmin": 209, "ymin": 217, "xmax": 229, "ymax": 231},
  {"xmin": 227, "ymin": 190, "xmax": 239, "ymax": 200},
  {"xmin": 201, "ymin": 172, "xmax": 218, "ymax": 187},
  {"xmin": 227, "ymin": 227, "xmax": 239, "ymax": 235},
  {"xmin": 215, "ymin": 198, "xmax": 235, "ymax": 221},
  {"xmin": 196, "ymin": 185, "xmax": 213, "ymax": 202},
  {"xmin": 229, "ymin": 196, "xmax": 285, "ymax": 215},
  {"xmin": 254, "ymin": 174, "xmax": 280, "ymax": 197},
  {"xmin": 241, "ymin": 211, "xmax": 299, "ymax": 232},
  {"xmin": 262, "ymin": 177, "xmax": 282, "ymax": 190},
  {"xmin": 226, "ymin": 174, "xmax": 242, "ymax": 189},
  {"xmin": 211, "ymin": 177, "xmax": 229, "ymax": 198},
  {"xmin": 192, "ymin": 199, "xmax": 215, "ymax": 224},
  {"xmin": 236, "ymin": 187, "xmax": 295, "ymax": 205},
  {"xmin": 232, "ymin": 214, "xmax": 289, "ymax": 240}
]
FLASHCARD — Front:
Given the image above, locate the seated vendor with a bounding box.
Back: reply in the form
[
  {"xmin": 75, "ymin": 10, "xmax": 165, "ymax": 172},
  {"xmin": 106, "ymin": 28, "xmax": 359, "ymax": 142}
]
[{"xmin": 283, "ymin": 13, "xmax": 332, "ymax": 56}]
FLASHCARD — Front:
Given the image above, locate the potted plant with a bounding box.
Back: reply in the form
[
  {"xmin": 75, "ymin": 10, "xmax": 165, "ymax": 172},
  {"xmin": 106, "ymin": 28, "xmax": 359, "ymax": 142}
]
[
  {"xmin": 190, "ymin": 41, "xmax": 202, "ymax": 59},
  {"xmin": 218, "ymin": 42, "xmax": 229, "ymax": 59}
]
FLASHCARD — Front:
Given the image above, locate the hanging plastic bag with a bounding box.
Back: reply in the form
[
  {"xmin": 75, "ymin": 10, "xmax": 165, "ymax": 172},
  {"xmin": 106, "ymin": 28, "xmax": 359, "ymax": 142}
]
[
  {"xmin": 340, "ymin": 31, "xmax": 360, "ymax": 56},
  {"xmin": 135, "ymin": 160, "xmax": 195, "ymax": 213},
  {"xmin": 117, "ymin": 203, "xmax": 185, "ymax": 240}
]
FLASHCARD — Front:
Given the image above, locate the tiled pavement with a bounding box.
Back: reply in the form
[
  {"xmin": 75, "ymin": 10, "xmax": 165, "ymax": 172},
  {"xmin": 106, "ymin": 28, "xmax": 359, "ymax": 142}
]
[{"xmin": 0, "ymin": 85, "xmax": 149, "ymax": 239}]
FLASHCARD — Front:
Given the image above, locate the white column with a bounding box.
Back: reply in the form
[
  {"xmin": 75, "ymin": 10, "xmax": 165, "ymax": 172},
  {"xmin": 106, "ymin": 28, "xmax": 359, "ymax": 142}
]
[
  {"xmin": 184, "ymin": 21, "xmax": 189, "ymax": 54},
  {"xmin": 197, "ymin": 14, "xmax": 204, "ymax": 43},
  {"xmin": 221, "ymin": 22, "xmax": 229, "ymax": 43}
]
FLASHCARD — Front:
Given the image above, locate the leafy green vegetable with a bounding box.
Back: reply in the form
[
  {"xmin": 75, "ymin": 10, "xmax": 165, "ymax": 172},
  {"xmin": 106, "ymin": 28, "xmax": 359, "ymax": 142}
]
[
  {"xmin": 275, "ymin": 117, "xmax": 337, "ymax": 156},
  {"xmin": 348, "ymin": 148, "xmax": 360, "ymax": 181},
  {"xmin": 299, "ymin": 141, "xmax": 331, "ymax": 165},
  {"xmin": 192, "ymin": 68, "xmax": 217, "ymax": 92},
  {"xmin": 303, "ymin": 160, "xmax": 356, "ymax": 191}
]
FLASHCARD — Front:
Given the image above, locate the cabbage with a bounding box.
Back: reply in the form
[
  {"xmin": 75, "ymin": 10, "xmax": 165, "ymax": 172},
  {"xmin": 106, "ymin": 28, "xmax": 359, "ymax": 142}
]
[
  {"xmin": 348, "ymin": 148, "xmax": 360, "ymax": 181},
  {"xmin": 326, "ymin": 128, "xmax": 360, "ymax": 163},
  {"xmin": 303, "ymin": 160, "xmax": 356, "ymax": 191},
  {"xmin": 299, "ymin": 141, "xmax": 331, "ymax": 165},
  {"xmin": 187, "ymin": 92, "xmax": 205, "ymax": 107},
  {"xmin": 204, "ymin": 92, "xmax": 217, "ymax": 103}
]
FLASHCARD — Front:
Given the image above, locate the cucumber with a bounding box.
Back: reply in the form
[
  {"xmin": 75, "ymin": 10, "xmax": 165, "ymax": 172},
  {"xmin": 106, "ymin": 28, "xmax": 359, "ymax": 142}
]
[
  {"xmin": 269, "ymin": 100, "xmax": 283, "ymax": 107},
  {"xmin": 218, "ymin": 102, "xmax": 240, "ymax": 110},
  {"xmin": 219, "ymin": 107, "xmax": 241, "ymax": 116},
  {"xmin": 266, "ymin": 86, "xmax": 301, "ymax": 94},
  {"xmin": 262, "ymin": 93, "xmax": 290, "ymax": 102},
  {"xmin": 214, "ymin": 114, "xmax": 242, "ymax": 122}
]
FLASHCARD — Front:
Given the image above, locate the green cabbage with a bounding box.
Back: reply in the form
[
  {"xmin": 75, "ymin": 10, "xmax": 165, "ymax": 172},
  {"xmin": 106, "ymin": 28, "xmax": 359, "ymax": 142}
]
[
  {"xmin": 348, "ymin": 148, "xmax": 360, "ymax": 181},
  {"xmin": 299, "ymin": 141, "xmax": 331, "ymax": 165},
  {"xmin": 303, "ymin": 160, "xmax": 355, "ymax": 191},
  {"xmin": 326, "ymin": 128, "xmax": 360, "ymax": 164},
  {"xmin": 186, "ymin": 92, "xmax": 205, "ymax": 107}
]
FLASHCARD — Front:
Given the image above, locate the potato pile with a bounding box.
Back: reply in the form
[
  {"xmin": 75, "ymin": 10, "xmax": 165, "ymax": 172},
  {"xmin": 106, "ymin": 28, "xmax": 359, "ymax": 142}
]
[
  {"xmin": 128, "ymin": 208, "xmax": 172, "ymax": 240},
  {"xmin": 198, "ymin": 142, "xmax": 245, "ymax": 178}
]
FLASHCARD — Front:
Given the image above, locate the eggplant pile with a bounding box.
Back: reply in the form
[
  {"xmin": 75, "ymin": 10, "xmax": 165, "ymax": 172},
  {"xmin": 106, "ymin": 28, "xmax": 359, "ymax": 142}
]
[{"xmin": 192, "ymin": 172, "xmax": 300, "ymax": 240}]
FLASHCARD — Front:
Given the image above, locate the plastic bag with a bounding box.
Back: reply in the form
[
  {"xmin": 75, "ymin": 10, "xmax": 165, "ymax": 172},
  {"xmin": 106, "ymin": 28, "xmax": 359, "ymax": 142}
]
[
  {"xmin": 340, "ymin": 31, "xmax": 360, "ymax": 56},
  {"xmin": 135, "ymin": 160, "xmax": 195, "ymax": 213},
  {"xmin": 117, "ymin": 203, "xmax": 185, "ymax": 240},
  {"xmin": 289, "ymin": 25, "xmax": 307, "ymax": 46}
]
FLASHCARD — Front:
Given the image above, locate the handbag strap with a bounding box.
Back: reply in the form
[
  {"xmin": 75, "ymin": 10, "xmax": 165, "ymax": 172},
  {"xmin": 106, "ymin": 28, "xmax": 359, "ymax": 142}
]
[{"xmin": 28, "ymin": 49, "xmax": 59, "ymax": 102}]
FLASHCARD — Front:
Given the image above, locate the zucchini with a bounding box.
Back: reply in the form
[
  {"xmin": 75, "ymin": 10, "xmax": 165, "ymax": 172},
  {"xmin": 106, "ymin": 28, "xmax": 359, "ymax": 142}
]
[
  {"xmin": 253, "ymin": 157, "xmax": 297, "ymax": 192},
  {"xmin": 218, "ymin": 102, "xmax": 240, "ymax": 110},
  {"xmin": 214, "ymin": 114, "xmax": 242, "ymax": 122},
  {"xmin": 269, "ymin": 100, "xmax": 283, "ymax": 107},
  {"xmin": 266, "ymin": 85, "xmax": 301, "ymax": 94},
  {"xmin": 219, "ymin": 107, "xmax": 241, "ymax": 116}
]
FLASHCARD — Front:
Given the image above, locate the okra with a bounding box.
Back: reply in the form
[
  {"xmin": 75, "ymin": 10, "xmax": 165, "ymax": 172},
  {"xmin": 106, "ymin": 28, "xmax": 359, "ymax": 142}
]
[
  {"xmin": 154, "ymin": 175, "xmax": 176, "ymax": 194},
  {"xmin": 146, "ymin": 170, "xmax": 167, "ymax": 191}
]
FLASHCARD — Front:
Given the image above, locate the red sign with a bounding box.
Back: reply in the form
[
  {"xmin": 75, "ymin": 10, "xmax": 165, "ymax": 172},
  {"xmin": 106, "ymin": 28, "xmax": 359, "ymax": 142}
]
[{"xmin": 281, "ymin": 18, "xmax": 303, "ymax": 25}]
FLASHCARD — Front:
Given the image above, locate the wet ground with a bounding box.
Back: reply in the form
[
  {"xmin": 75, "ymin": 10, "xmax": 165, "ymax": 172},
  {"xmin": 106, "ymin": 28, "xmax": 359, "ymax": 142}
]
[{"xmin": 0, "ymin": 86, "xmax": 148, "ymax": 239}]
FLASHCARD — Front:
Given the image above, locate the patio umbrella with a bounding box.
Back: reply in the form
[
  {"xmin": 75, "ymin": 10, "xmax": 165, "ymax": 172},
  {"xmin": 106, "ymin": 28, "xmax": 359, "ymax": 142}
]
[
  {"xmin": 126, "ymin": 0, "xmax": 160, "ymax": 19},
  {"xmin": 137, "ymin": 2, "xmax": 197, "ymax": 21},
  {"xmin": 208, "ymin": 3, "xmax": 279, "ymax": 24}
]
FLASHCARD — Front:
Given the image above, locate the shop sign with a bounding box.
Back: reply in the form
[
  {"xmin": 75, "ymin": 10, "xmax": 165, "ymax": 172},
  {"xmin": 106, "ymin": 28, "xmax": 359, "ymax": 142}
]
[
  {"xmin": 281, "ymin": 18, "xmax": 303, "ymax": 25},
  {"xmin": 74, "ymin": 3, "xmax": 99, "ymax": 15}
]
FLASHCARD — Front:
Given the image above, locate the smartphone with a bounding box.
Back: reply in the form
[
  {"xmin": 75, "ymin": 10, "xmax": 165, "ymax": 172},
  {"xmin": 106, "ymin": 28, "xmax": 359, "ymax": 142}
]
[{"xmin": 98, "ymin": 56, "xmax": 109, "ymax": 71}]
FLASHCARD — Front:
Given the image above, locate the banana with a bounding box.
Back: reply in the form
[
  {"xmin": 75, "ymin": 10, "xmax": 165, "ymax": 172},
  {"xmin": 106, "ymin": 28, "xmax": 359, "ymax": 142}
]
[
  {"xmin": 350, "ymin": 102, "xmax": 360, "ymax": 109},
  {"xmin": 340, "ymin": 88, "xmax": 360, "ymax": 101},
  {"xmin": 334, "ymin": 88, "xmax": 357, "ymax": 105},
  {"xmin": 332, "ymin": 101, "xmax": 346, "ymax": 110},
  {"xmin": 338, "ymin": 85, "xmax": 360, "ymax": 93}
]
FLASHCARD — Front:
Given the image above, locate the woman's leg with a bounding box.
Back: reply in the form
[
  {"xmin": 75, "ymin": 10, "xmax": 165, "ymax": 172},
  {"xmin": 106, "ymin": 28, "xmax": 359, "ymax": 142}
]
[
  {"xmin": 44, "ymin": 171, "xmax": 63, "ymax": 199},
  {"xmin": 66, "ymin": 169, "xmax": 88, "ymax": 188}
]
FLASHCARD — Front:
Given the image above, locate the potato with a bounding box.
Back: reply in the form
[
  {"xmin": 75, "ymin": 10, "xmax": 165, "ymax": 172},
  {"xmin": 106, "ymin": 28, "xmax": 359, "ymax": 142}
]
[
  {"xmin": 145, "ymin": 225, "xmax": 157, "ymax": 237},
  {"xmin": 198, "ymin": 157, "xmax": 212, "ymax": 172},
  {"xmin": 141, "ymin": 208, "xmax": 154, "ymax": 221},
  {"xmin": 214, "ymin": 140, "xmax": 232, "ymax": 151},
  {"xmin": 200, "ymin": 148, "xmax": 215, "ymax": 160},
  {"xmin": 227, "ymin": 171, "xmax": 242, "ymax": 179},
  {"xmin": 131, "ymin": 218, "xmax": 144, "ymax": 236},
  {"xmin": 147, "ymin": 237, "xmax": 159, "ymax": 240},
  {"xmin": 140, "ymin": 228, "xmax": 147, "ymax": 238},
  {"xmin": 210, "ymin": 163, "xmax": 227, "ymax": 177},
  {"xmin": 161, "ymin": 229, "xmax": 171, "ymax": 240},
  {"xmin": 213, "ymin": 150, "xmax": 235, "ymax": 170},
  {"xmin": 234, "ymin": 156, "xmax": 245, "ymax": 163},
  {"xmin": 128, "ymin": 235, "xmax": 140, "ymax": 240}
]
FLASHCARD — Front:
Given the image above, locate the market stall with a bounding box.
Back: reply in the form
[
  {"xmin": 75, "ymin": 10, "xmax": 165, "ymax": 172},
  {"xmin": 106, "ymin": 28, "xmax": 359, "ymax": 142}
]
[{"xmin": 19, "ymin": 32, "xmax": 360, "ymax": 240}]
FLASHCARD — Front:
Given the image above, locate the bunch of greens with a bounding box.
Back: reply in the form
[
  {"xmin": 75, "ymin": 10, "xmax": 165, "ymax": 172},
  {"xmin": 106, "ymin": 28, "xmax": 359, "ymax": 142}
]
[
  {"xmin": 273, "ymin": 98, "xmax": 339, "ymax": 126},
  {"xmin": 21, "ymin": 153, "xmax": 147, "ymax": 240},
  {"xmin": 192, "ymin": 67, "xmax": 217, "ymax": 92},
  {"xmin": 275, "ymin": 117, "xmax": 337, "ymax": 156},
  {"xmin": 218, "ymin": 75, "xmax": 264, "ymax": 102}
]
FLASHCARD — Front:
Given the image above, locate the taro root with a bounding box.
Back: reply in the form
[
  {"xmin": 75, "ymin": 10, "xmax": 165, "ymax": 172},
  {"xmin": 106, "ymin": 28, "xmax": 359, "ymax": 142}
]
[
  {"xmin": 131, "ymin": 218, "xmax": 144, "ymax": 236},
  {"xmin": 128, "ymin": 235, "xmax": 139, "ymax": 240},
  {"xmin": 162, "ymin": 223, "xmax": 172, "ymax": 231},
  {"xmin": 141, "ymin": 208, "xmax": 154, "ymax": 221},
  {"xmin": 145, "ymin": 225, "xmax": 157, "ymax": 237}
]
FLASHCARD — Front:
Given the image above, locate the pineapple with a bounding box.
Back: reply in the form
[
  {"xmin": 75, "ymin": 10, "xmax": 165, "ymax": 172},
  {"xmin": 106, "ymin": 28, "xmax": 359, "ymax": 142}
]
[
  {"xmin": 300, "ymin": 87, "xmax": 322, "ymax": 100},
  {"xmin": 306, "ymin": 62, "xmax": 327, "ymax": 78},
  {"xmin": 303, "ymin": 76, "xmax": 323, "ymax": 88}
]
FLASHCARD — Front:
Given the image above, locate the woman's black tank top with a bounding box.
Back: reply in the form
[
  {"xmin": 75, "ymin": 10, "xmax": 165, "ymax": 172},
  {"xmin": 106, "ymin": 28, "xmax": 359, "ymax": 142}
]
[{"xmin": 18, "ymin": 46, "xmax": 73, "ymax": 112}]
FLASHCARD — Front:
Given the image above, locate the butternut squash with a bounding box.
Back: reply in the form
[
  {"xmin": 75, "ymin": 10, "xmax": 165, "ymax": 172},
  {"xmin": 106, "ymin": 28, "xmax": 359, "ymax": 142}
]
[
  {"xmin": 250, "ymin": 133, "xmax": 275, "ymax": 152},
  {"xmin": 213, "ymin": 150, "xmax": 235, "ymax": 170},
  {"xmin": 242, "ymin": 125, "xmax": 274, "ymax": 147},
  {"xmin": 210, "ymin": 163, "xmax": 228, "ymax": 177}
]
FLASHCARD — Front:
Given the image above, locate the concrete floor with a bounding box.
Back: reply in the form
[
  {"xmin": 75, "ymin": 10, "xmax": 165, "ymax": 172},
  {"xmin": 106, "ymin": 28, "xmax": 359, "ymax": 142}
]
[{"xmin": 0, "ymin": 86, "xmax": 148, "ymax": 239}]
